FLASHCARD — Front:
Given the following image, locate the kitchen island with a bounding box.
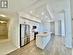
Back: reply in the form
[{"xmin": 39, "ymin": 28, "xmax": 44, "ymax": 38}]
[{"xmin": 36, "ymin": 32, "xmax": 51, "ymax": 49}]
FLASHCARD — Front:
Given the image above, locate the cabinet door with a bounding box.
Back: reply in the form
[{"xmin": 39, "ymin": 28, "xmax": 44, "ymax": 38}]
[{"xmin": 36, "ymin": 37, "xmax": 42, "ymax": 47}]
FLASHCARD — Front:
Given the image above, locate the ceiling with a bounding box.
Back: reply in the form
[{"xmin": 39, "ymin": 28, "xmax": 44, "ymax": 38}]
[
  {"xmin": 0, "ymin": 0, "xmax": 65, "ymax": 20},
  {"xmin": 24, "ymin": 0, "xmax": 65, "ymax": 20}
]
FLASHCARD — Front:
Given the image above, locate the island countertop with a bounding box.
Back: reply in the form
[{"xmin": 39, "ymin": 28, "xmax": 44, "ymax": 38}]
[
  {"xmin": 37, "ymin": 32, "xmax": 49, "ymax": 37},
  {"xmin": 36, "ymin": 32, "xmax": 51, "ymax": 49}
]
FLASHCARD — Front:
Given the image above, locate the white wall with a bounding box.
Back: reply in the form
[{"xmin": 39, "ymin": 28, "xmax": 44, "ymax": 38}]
[
  {"xmin": 71, "ymin": 0, "xmax": 73, "ymax": 48},
  {"xmin": 72, "ymin": 19, "xmax": 73, "ymax": 41},
  {"xmin": 0, "ymin": 11, "xmax": 20, "ymax": 48},
  {"xmin": 64, "ymin": 0, "xmax": 72, "ymax": 48},
  {"xmin": 40, "ymin": 21, "xmax": 50, "ymax": 32},
  {"xmin": 61, "ymin": 19, "xmax": 65, "ymax": 36},
  {"xmin": 55, "ymin": 21, "xmax": 59, "ymax": 35},
  {"xmin": 60, "ymin": 13, "xmax": 65, "ymax": 37},
  {"xmin": 55, "ymin": 21, "xmax": 60, "ymax": 35},
  {"xmin": 8, "ymin": 15, "xmax": 19, "ymax": 48}
]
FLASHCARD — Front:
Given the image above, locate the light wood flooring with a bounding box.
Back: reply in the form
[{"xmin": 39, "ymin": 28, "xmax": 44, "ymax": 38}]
[
  {"xmin": 7, "ymin": 36, "xmax": 72, "ymax": 55},
  {"xmin": 0, "ymin": 40, "xmax": 17, "ymax": 55}
]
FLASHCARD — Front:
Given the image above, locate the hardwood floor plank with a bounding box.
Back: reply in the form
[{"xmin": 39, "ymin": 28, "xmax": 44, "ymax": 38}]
[{"xmin": 7, "ymin": 36, "xmax": 72, "ymax": 55}]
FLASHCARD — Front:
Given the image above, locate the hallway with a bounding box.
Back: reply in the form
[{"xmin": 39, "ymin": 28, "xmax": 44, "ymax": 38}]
[
  {"xmin": 0, "ymin": 20, "xmax": 8, "ymax": 39},
  {"xmin": 7, "ymin": 36, "xmax": 72, "ymax": 55}
]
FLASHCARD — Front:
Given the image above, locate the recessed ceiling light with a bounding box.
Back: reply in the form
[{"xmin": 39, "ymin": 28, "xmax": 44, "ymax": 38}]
[
  {"xmin": 0, "ymin": 21, "xmax": 7, "ymax": 23},
  {"xmin": 30, "ymin": 11, "xmax": 33, "ymax": 14},
  {"xmin": 0, "ymin": 14, "xmax": 6, "ymax": 17},
  {"xmin": 41, "ymin": 12, "xmax": 44, "ymax": 15}
]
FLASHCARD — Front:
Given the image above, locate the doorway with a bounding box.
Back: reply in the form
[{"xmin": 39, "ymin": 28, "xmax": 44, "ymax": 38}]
[
  {"xmin": 0, "ymin": 20, "xmax": 8, "ymax": 40},
  {"xmin": 50, "ymin": 22, "xmax": 55, "ymax": 33}
]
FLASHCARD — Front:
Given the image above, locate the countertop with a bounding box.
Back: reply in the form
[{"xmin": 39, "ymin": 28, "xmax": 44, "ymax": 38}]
[{"xmin": 37, "ymin": 32, "xmax": 49, "ymax": 37}]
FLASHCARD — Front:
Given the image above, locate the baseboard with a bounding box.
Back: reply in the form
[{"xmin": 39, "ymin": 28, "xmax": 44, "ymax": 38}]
[{"xmin": 6, "ymin": 47, "xmax": 18, "ymax": 55}]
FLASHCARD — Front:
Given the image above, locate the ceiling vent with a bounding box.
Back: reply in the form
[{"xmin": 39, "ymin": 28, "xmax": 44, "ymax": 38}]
[{"xmin": 0, "ymin": 0, "xmax": 8, "ymax": 8}]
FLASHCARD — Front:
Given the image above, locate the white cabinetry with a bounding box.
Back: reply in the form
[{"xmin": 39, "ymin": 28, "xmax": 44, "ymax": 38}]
[{"xmin": 36, "ymin": 33, "xmax": 51, "ymax": 49}]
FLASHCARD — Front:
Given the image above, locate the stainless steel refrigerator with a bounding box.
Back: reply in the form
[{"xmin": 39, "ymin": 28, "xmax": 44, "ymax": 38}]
[{"xmin": 20, "ymin": 24, "xmax": 30, "ymax": 47}]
